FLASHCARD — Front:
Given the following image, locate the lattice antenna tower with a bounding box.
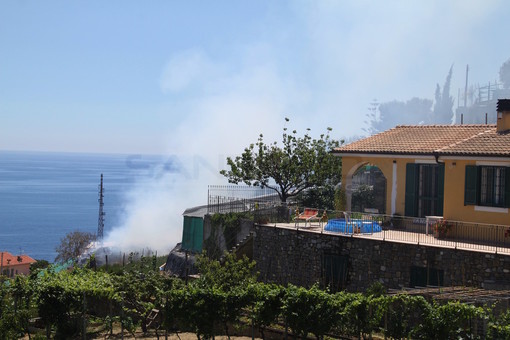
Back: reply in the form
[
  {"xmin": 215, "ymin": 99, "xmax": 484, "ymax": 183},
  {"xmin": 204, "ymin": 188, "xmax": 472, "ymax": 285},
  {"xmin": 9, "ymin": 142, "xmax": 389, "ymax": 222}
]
[{"xmin": 97, "ymin": 173, "xmax": 105, "ymax": 241}]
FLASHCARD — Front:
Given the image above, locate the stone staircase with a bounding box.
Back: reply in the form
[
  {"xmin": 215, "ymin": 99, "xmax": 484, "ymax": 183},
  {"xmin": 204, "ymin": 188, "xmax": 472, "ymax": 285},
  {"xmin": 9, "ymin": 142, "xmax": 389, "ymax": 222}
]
[{"xmin": 220, "ymin": 231, "xmax": 254, "ymax": 263}]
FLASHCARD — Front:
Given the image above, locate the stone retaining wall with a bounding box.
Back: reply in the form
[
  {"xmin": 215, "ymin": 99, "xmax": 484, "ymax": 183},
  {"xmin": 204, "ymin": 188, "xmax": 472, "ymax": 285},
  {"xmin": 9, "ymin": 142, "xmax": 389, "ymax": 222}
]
[{"xmin": 253, "ymin": 224, "xmax": 510, "ymax": 291}]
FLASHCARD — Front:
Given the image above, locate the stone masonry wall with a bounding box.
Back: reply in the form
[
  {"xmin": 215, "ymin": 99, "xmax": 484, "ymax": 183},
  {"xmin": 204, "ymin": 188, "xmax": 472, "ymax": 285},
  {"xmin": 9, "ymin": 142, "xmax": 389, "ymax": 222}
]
[{"xmin": 253, "ymin": 224, "xmax": 510, "ymax": 291}]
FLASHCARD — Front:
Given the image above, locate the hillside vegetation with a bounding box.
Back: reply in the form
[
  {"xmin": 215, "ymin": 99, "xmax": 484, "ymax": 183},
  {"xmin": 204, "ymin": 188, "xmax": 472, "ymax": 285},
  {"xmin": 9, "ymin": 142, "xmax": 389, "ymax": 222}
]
[{"xmin": 1, "ymin": 253, "xmax": 509, "ymax": 339}]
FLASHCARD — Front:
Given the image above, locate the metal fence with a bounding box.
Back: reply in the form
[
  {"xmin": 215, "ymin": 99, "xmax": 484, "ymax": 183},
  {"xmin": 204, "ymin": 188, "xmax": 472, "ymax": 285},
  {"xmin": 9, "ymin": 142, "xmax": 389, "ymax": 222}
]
[
  {"xmin": 205, "ymin": 185, "xmax": 510, "ymax": 255},
  {"xmin": 207, "ymin": 185, "xmax": 282, "ymax": 214},
  {"xmin": 78, "ymin": 247, "xmax": 161, "ymax": 267},
  {"xmin": 263, "ymin": 206, "xmax": 510, "ymax": 255}
]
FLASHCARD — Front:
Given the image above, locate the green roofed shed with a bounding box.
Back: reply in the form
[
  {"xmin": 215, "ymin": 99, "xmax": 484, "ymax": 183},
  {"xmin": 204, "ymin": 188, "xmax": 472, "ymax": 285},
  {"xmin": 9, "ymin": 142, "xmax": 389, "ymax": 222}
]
[{"xmin": 181, "ymin": 205, "xmax": 207, "ymax": 253}]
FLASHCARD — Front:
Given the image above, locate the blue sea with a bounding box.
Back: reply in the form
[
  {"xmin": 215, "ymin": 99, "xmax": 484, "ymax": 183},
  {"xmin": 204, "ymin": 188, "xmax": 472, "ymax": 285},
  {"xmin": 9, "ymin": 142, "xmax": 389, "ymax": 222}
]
[{"xmin": 0, "ymin": 151, "xmax": 167, "ymax": 262}]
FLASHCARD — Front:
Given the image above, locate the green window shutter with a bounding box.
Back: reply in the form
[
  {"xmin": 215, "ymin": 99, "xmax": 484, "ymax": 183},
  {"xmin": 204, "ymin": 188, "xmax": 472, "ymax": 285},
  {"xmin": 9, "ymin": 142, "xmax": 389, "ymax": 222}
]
[
  {"xmin": 437, "ymin": 163, "xmax": 445, "ymax": 216},
  {"xmin": 505, "ymin": 167, "xmax": 510, "ymax": 208},
  {"xmin": 464, "ymin": 165, "xmax": 479, "ymax": 205},
  {"xmin": 405, "ymin": 163, "xmax": 418, "ymax": 217}
]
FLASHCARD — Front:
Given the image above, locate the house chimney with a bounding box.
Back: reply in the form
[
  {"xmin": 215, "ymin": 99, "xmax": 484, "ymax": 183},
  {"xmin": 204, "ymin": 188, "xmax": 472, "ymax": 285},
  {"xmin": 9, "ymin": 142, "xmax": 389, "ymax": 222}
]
[{"xmin": 497, "ymin": 99, "xmax": 510, "ymax": 133}]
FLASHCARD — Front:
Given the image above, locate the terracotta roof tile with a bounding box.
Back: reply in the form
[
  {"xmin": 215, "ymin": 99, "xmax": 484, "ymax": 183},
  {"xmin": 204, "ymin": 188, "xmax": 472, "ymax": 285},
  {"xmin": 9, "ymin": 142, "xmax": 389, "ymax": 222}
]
[
  {"xmin": 439, "ymin": 129, "xmax": 510, "ymax": 156},
  {"xmin": 333, "ymin": 124, "xmax": 509, "ymax": 157},
  {"xmin": 0, "ymin": 251, "xmax": 36, "ymax": 267}
]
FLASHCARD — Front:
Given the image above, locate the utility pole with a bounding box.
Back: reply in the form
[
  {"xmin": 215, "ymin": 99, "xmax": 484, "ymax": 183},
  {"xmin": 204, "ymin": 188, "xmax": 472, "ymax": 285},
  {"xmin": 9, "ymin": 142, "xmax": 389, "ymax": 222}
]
[{"xmin": 97, "ymin": 174, "xmax": 105, "ymax": 242}]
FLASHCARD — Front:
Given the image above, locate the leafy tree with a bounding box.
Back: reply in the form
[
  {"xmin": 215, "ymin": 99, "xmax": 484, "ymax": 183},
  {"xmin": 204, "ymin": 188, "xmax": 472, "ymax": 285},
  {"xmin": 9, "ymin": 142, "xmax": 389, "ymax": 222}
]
[
  {"xmin": 10, "ymin": 275, "xmax": 33, "ymax": 337},
  {"xmin": 432, "ymin": 65, "xmax": 455, "ymax": 124},
  {"xmin": 170, "ymin": 253, "xmax": 257, "ymax": 339},
  {"xmin": 337, "ymin": 292, "xmax": 384, "ymax": 340},
  {"xmin": 365, "ymin": 66, "xmax": 455, "ymax": 134},
  {"xmin": 363, "ymin": 99, "xmax": 380, "ymax": 136},
  {"xmin": 282, "ymin": 284, "xmax": 338, "ymax": 339},
  {"xmin": 195, "ymin": 252, "xmax": 257, "ymax": 292},
  {"xmin": 35, "ymin": 267, "xmax": 117, "ymax": 338},
  {"xmin": 198, "ymin": 253, "xmax": 257, "ymax": 337},
  {"xmin": 248, "ymin": 283, "xmax": 284, "ymax": 339},
  {"xmin": 364, "ymin": 281, "xmax": 386, "ymax": 297},
  {"xmin": 171, "ymin": 284, "xmax": 223, "ymax": 339},
  {"xmin": 487, "ymin": 308, "xmax": 510, "ymax": 339},
  {"xmin": 220, "ymin": 120, "xmax": 343, "ymax": 203},
  {"xmin": 334, "ymin": 186, "xmax": 347, "ymax": 212},
  {"xmin": 365, "ymin": 98, "xmax": 433, "ymax": 134},
  {"xmin": 54, "ymin": 230, "xmax": 96, "ymax": 263},
  {"xmin": 410, "ymin": 300, "xmax": 485, "ymax": 339},
  {"xmin": 30, "ymin": 259, "xmax": 50, "ymax": 275},
  {"xmin": 500, "ymin": 57, "xmax": 510, "ymax": 89},
  {"xmin": 383, "ymin": 294, "xmax": 429, "ymax": 339},
  {"xmin": 0, "ymin": 275, "xmax": 34, "ymax": 340},
  {"xmin": 351, "ymin": 184, "xmax": 375, "ymax": 213},
  {"xmin": 0, "ymin": 283, "xmax": 19, "ymax": 340},
  {"xmin": 296, "ymin": 185, "xmax": 336, "ymax": 211},
  {"xmin": 112, "ymin": 268, "xmax": 166, "ymax": 334}
]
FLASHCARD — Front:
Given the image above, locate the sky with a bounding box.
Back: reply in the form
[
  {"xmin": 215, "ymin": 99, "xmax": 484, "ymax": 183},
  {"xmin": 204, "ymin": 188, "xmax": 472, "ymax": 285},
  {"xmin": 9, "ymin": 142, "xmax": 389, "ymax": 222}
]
[
  {"xmin": 2, "ymin": 1, "xmax": 510, "ymax": 157},
  {"xmin": 2, "ymin": 1, "xmax": 510, "ymax": 251}
]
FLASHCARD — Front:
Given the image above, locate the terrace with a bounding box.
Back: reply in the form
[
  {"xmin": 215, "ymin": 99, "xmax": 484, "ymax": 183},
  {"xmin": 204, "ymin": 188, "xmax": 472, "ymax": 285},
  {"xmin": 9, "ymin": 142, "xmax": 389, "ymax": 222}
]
[
  {"xmin": 264, "ymin": 210, "xmax": 510, "ymax": 256},
  {"xmin": 208, "ymin": 185, "xmax": 510, "ymax": 256}
]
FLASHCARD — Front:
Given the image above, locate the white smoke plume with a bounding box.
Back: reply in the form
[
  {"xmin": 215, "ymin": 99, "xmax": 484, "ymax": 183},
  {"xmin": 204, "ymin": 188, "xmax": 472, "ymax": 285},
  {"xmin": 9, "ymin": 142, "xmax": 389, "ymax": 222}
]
[
  {"xmin": 100, "ymin": 1, "xmax": 510, "ymax": 254},
  {"xmin": 103, "ymin": 47, "xmax": 294, "ymax": 254}
]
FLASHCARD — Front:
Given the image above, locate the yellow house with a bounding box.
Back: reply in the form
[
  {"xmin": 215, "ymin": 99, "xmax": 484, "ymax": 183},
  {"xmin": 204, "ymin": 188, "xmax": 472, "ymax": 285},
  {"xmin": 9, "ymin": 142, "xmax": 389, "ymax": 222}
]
[{"xmin": 333, "ymin": 99, "xmax": 510, "ymax": 227}]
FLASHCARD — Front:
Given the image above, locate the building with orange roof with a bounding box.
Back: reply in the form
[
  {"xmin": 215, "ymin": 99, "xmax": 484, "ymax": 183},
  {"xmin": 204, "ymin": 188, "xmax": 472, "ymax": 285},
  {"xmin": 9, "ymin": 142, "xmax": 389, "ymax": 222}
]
[
  {"xmin": 0, "ymin": 251, "xmax": 36, "ymax": 278},
  {"xmin": 333, "ymin": 99, "xmax": 510, "ymax": 228}
]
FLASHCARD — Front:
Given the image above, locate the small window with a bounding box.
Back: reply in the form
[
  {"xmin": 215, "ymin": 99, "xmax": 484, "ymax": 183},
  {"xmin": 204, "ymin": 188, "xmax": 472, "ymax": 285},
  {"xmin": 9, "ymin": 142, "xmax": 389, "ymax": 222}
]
[
  {"xmin": 465, "ymin": 165, "xmax": 509, "ymax": 208},
  {"xmin": 480, "ymin": 167, "xmax": 506, "ymax": 207}
]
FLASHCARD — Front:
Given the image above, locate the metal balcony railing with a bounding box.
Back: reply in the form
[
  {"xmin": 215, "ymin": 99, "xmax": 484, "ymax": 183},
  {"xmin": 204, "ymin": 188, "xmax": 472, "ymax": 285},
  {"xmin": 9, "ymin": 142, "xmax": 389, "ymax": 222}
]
[
  {"xmin": 259, "ymin": 206, "xmax": 510, "ymax": 255},
  {"xmin": 207, "ymin": 185, "xmax": 282, "ymax": 214}
]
